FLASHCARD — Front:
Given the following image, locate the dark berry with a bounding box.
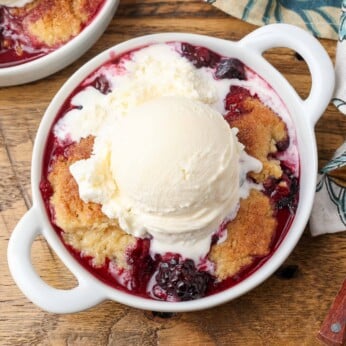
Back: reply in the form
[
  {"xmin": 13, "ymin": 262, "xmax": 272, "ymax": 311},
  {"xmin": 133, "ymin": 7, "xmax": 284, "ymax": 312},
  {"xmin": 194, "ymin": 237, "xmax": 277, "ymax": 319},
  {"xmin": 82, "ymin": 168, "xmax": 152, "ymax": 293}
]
[
  {"xmin": 0, "ymin": 30, "xmax": 3, "ymax": 50},
  {"xmin": 263, "ymin": 177, "xmax": 276, "ymax": 192},
  {"xmin": 224, "ymin": 86, "xmax": 252, "ymax": 119},
  {"xmin": 153, "ymin": 255, "xmax": 213, "ymax": 301},
  {"xmin": 181, "ymin": 43, "xmax": 220, "ymax": 68},
  {"xmin": 211, "ymin": 233, "xmax": 219, "ymax": 245},
  {"xmin": 0, "ymin": 10, "xmax": 4, "ymax": 41},
  {"xmin": 215, "ymin": 58, "xmax": 246, "ymax": 80},
  {"xmin": 90, "ymin": 75, "xmax": 112, "ymax": 94},
  {"xmin": 264, "ymin": 166, "xmax": 299, "ymax": 212},
  {"xmin": 276, "ymin": 138, "xmax": 290, "ymax": 152},
  {"xmin": 276, "ymin": 175, "xmax": 298, "ymax": 211}
]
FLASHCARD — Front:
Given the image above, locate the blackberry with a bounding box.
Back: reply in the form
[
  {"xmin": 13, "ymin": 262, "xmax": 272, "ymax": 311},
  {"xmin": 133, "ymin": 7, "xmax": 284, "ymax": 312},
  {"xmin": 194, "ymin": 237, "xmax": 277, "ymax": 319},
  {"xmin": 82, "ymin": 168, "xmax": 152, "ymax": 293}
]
[
  {"xmin": 215, "ymin": 58, "xmax": 246, "ymax": 80},
  {"xmin": 264, "ymin": 166, "xmax": 299, "ymax": 212},
  {"xmin": 276, "ymin": 173, "xmax": 299, "ymax": 211},
  {"xmin": 153, "ymin": 256, "xmax": 213, "ymax": 301},
  {"xmin": 276, "ymin": 138, "xmax": 290, "ymax": 152},
  {"xmin": 181, "ymin": 43, "xmax": 220, "ymax": 69}
]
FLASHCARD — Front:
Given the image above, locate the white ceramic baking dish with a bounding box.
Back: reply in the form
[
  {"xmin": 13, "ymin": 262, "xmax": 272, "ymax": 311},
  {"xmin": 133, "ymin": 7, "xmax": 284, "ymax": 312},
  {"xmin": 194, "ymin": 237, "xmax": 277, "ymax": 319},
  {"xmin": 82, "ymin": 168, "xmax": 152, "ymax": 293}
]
[
  {"xmin": 8, "ymin": 24, "xmax": 335, "ymax": 313},
  {"xmin": 0, "ymin": 0, "xmax": 119, "ymax": 86}
]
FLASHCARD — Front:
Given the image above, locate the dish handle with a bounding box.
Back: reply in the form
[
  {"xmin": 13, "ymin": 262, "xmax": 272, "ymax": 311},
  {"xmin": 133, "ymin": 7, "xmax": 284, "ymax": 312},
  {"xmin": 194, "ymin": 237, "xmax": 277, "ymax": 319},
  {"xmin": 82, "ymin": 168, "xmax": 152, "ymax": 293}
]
[
  {"xmin": 240, "ymin": 23, "xmax": 335, "ymax": 127},
  {"xmin": 7, "ymin": 208, "xmax": 105, "ymax": 313}
]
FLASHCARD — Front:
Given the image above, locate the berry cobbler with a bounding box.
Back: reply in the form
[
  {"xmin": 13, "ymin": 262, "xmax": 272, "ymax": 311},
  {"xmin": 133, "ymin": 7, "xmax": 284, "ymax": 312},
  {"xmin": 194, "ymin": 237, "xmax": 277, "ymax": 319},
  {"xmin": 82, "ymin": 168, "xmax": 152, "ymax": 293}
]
[
  {"xmin": 40, "ymin": 42, "xmax": 300, "ymax": 302},
  {"xmin": 0, "ymin": 0, "xmax": 105, "ymax": 67}
]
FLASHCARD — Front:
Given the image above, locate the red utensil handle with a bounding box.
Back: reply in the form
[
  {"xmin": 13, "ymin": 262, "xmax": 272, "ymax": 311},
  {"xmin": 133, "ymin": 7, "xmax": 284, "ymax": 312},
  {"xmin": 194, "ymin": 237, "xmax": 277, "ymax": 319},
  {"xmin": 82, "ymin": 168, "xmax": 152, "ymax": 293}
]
[{"xmin": 318, "ymin": 279, "xmax": 346, "ymax": 346}]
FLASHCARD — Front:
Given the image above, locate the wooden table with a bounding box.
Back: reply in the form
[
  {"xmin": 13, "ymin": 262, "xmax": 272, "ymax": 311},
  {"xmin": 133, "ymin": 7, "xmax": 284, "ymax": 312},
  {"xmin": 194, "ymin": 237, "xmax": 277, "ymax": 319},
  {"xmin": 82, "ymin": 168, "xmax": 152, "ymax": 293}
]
[{"xmin": 1, "ymin": 1, "xmax": 346, "ymax": 345}]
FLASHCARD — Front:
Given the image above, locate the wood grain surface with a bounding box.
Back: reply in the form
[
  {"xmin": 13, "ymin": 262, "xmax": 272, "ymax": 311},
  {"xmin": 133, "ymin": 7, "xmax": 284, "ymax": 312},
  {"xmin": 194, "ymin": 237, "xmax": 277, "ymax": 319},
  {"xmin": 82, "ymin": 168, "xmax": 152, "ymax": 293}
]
[{"xmin": 1, "ymin": 1, "xmax": 346, "ymax": 345}]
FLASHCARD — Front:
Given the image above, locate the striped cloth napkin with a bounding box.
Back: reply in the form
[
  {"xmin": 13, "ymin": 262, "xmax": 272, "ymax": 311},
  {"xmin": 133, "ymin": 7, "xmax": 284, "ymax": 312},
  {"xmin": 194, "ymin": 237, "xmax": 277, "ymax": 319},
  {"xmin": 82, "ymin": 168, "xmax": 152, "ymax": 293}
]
[
  {"xmin": 311, "ymin": 1, "xmax": 346, "ymax": 236},
  {"xmin": 208, "ymin": 0, "xmax": 346, "ymax": 235}
]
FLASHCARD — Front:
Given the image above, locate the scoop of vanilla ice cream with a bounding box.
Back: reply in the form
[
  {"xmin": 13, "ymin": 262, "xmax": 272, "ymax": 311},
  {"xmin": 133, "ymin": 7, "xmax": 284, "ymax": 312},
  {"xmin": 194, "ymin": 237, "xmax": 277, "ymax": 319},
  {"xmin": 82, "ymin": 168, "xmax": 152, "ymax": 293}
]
[
  {"xmin": 0, "ymin": 0, "xmax": 33, "ymax": 6},
  {"xmin": 70, "ymin": 96, "xmax": 244, "ymax": 261}
]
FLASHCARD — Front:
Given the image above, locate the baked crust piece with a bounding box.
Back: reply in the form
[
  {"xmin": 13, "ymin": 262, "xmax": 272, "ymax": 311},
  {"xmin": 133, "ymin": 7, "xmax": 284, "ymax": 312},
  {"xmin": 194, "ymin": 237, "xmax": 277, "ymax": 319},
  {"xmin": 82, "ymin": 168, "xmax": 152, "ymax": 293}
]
[
  {"xmin": 228, "ymin": 97, "xmax": 288, "ymax": 183},
  {"xmin": 208, "ymin": 189, "xmax": 277, "ymax": 280},
  {"xmin": 48, "ymin": 136, "xmax": 135, "ymax": 267},
  {"xmin": 208, "ymin": 96, "xmax": 288, "ymax": 279},
  {"xmin": 9, "ymin": 0, "xmax": 103, "ymax": 47}
]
